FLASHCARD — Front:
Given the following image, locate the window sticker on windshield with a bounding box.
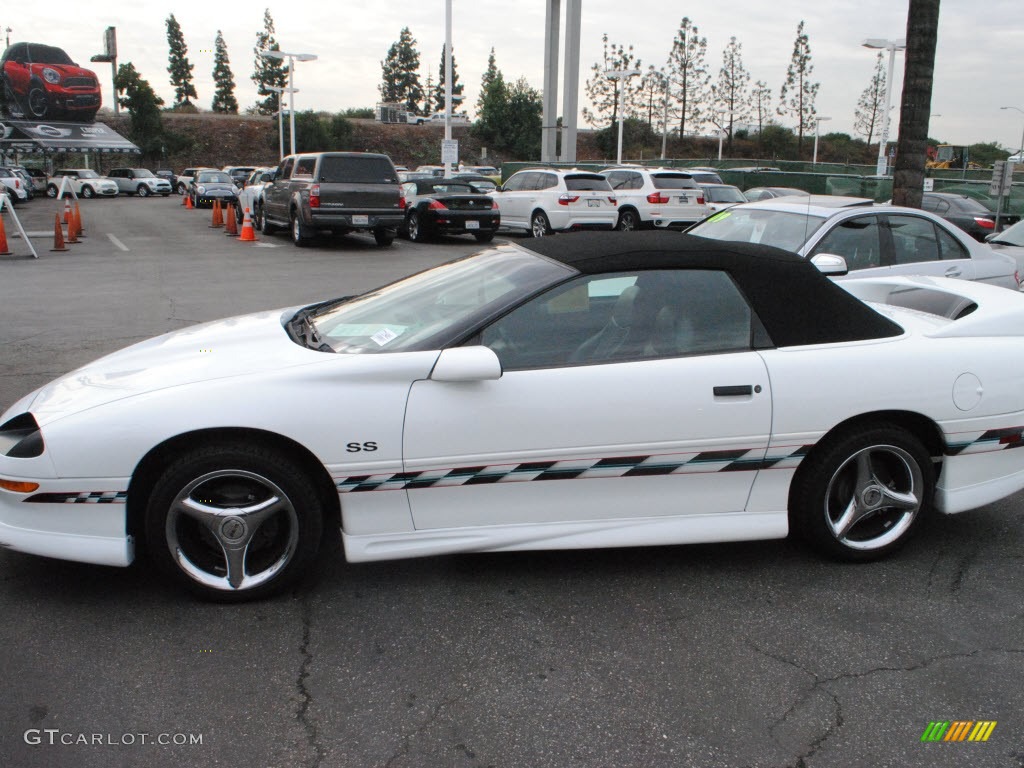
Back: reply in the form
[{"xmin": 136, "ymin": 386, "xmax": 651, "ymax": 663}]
[
  {"xmin": 370, "ymin": 328, "xmax": 400, "ymax": 346},
  {"xmin": 707, "ymin": 211, "xmax": 732, "ymax": 223}
]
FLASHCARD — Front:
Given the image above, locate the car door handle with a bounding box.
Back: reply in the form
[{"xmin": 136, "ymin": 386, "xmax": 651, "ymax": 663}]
[
  {"xmin": 944, "ymin": 266, "xmax": 962, "ymax": 277},
  {"xmin": 713, "ymin": 385, "xmax": 754, "ymax": 397}
]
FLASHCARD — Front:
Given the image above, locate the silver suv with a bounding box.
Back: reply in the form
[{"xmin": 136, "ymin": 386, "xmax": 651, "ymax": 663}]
[{"xmin": 602, "ymin": 167, "xmax": 709, "ymax": 231}]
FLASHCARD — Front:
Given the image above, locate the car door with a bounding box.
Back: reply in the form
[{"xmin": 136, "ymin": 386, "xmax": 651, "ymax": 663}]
[
  {"xmin": 492, "ymin": 171, "xmax": 532, "ymax": 227},
  {"xmin": 262, "ymin": 157, "xmax": 295, "ymax": 223},
  {"xmin": 402, "ymin": 268, "xmax": 773, "ymax": 530}
]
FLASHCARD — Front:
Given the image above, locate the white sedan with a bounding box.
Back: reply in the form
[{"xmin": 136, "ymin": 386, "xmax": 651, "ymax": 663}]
[{"xmin": 3, "ymin": 232, "xmax": 1024, "ymax": 601}]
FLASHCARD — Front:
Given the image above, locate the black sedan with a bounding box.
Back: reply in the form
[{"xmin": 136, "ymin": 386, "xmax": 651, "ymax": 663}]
[
  {"xmin": 400, "ymin": 179, "xmax": 500, "ymax": 243},
  {"xmin": 189, "ymin": 170, "xmax": 240, "ymax": 209},
  {"xmin": 921, "ymin": 191, "xmax": 1020, "ymax": 241}
]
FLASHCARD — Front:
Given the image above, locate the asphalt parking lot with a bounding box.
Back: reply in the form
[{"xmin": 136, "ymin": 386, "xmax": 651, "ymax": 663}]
[{"xmin": 1, "ymin": 194, "xmax": 1023, "ymax": 768}]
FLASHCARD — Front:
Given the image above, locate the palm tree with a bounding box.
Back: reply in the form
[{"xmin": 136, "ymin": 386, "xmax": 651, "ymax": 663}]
[{"xmin": 891, "ymin": 0, "xmax": 940, "ymax": 207}]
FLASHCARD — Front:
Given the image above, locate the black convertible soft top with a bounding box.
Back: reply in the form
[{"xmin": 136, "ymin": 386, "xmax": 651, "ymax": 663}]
[{"xmin": 518, "ymin": 231, "xmax": 902, "ymax": 348}]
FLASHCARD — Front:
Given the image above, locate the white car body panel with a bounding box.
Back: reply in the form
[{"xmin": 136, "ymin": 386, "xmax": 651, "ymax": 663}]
[{"xmin": 3, "ymin": 268, "xmax": 1024, "ymax": 570}]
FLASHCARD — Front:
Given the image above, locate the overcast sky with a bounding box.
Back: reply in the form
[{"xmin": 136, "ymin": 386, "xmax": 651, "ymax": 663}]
[{"xmin": 5, "ymin": 1, "xmax": 1024, "ymax": 153}]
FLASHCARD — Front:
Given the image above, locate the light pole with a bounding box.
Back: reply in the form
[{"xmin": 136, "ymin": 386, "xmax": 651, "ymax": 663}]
[
  {"xmin": 267, "ymin": 85, "xmax": 299, "ymax": 161},
  {"xmin": 605, "ymin": 69, "xmax": 640, "ymax": 165},
  {"xmin": 259, "ymin": 49, "xmax": 318, "ymax": 156},
  {"xmin": 862, "ymin": 38, "xmax": 905, "ymax": 176},
  {"xmin": 1000, "ymin": 106, "xmax": 1024, "ymax": 162},
  {"xmin": 812, "ymin": 116, "xmax": 831, "ymax": 164}
]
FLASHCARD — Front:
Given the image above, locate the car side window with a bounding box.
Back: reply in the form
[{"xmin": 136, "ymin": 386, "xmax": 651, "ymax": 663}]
[
  {"xmin": 479, "ymin": 269, "xmax": 756, "ymax": 370},
  {"xmin": 935, "ymin": 224, "xmax": 968, "ymax": 260},
  {"xmin": 605, "ymin": 172, "xmax": 627, "ymax": 190},
  {"xmin": 536, "ymin": 173, "xmax": 558, "ymax": 191},
  {"xmin": 887, "ymin": 215, "xmax": 943, "ymax": 265},
  {"xmin": 502, "ymin": 173, "xmax": 526, "ymax": 192},
  {"xmin": 626, "ymin": 172, "xmax": 643, "ymax": 190},
  {"xmin": 279, "ymin": 158, "xmax": 295, "ymax": 180},
  {"xmin": 811, "ymin": 216, "xmax": 882, "ymax": 271},
  {"xmin": 295, "ymin": 157, "xmax": 316, "ymax": 177}
]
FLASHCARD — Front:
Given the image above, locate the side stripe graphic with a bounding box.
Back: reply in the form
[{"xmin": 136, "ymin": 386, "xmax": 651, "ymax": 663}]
[
  {"xmin": 335, "ymin": 446, "xmax": 813, "ymax": 494},
  {"xmin": 26, "ymin": 491, "xmax": 128, "ymax": 504}
]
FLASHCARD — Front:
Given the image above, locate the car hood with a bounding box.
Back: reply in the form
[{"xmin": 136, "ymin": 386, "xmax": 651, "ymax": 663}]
[{"xmin": 24, "ymin": 308, "xmax": 322, "ymax": 424}]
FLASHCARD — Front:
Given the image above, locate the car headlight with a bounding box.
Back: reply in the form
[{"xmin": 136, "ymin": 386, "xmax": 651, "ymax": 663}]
[
  {"xmin": 0, "ymin": 413, "xmax": 44, "ymax": 458},
  {"xmin": 197, "ymin": 185, "xmax": 207, "ymax": 194},
  {"xmin": 42, "ymin": 68, "xmax": 61, "ymax": 85}
]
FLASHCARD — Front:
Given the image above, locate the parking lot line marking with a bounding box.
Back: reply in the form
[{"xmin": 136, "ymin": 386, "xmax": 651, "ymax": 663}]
[{"xmin": 107, "ymin": 233, "xmax": 130, "ymax": 252}]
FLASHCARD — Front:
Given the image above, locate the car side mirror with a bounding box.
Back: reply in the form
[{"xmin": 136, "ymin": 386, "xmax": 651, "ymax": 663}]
[
  {"xmin": 810, "ymin": 253, "xmax": 850, "ymax": 276},
  {"xmin": 430, "ymin": 346, "xmax": 502, "ymax": 382},
  {"xmin": 984, "ymin": 233, "xmax": 997, "ymax": 243}
]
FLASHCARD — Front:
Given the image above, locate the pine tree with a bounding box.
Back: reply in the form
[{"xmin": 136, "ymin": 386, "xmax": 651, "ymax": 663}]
[
  {"xmin": 379, "ymin": 27, "xmax": 424, "ymax": 113},
  {"xmin": 422, "ymin": 72, "xmax": 434, "ymax": 115},
  {"xmin": 434, "ymin": 45, "xmax": 464, "ymax": 113},
  {"xmin": 640, "ymin": 66, "xmax": 668, "ymax": 130},
  {"xmin": 778, "ymin": 20, "xmax": 820, "ymax": 154},
  {"xmin": 751, "ymin": 80, "xmax": 773, "ymax": 148},
  {"xmin": 251, "ymin": 9, "xmax": 288, "ymax": 116},
  {"xmin": 666, "ymin": 17, "xmax": 710, "ymax": 138},
  {"xmin": 166, "ymin": 14, "xmax": 198, "ymax": 107},
  {"xmin": 582, "ymin": 34, "xmax": 643, "ymax": 128},
  {"xmin": 854, "ymin": 52, "xmax": 886, "ymax": 146},
  {"xmin": 711, "ymin": 37, "xmax": 751, "ymax": 153},
  {"xmin": 476, "ymin": 48, "xmax": 498, "ymax": 115},
  {"xmin": 211, "ymin": 31, "xmax": 238, "ymax": 114}
]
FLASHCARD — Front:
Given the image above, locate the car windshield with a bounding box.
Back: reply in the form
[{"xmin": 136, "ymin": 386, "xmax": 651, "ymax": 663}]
[
  {"xmin": 27, "ymin": 45, "xmax": 75, "ymax": 65},
  {"xmin": 688, "ymin": 208, "xmax": 827, "ymax": 253},
  {"xmin": 992, "ymin": 220, "xmax": 1024, "ymax": 246},
  {"xmin": 705, "ymin": 187, "xmax": 746, "ymax": 203},
  {"xmin": 565, "ymin": 175, "xmax": 612, "ymax": 191},
  {"xmin": 302, "ymin": 247, "xmax": 572, "ymax": 354},
  {"xmin": 422, "ymin": 183, "xmax": 475, "ymax": 195},
  {"xmin": 132, "ymin": 169, "xmax": 155, "ymax": 178},
  {"xmin": 77, "ymin": 170, "xmax": 100, "ymax": 179},
  {"xmin": 197, "ymin": 172, "xmax": 231, "ymax": 183},
  {"xmin": 652, "ymin": 174, "xmax": 697, "ymax": 189}
]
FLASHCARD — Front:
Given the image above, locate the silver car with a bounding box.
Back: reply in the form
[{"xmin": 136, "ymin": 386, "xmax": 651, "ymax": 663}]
[
  {"xmin": 688, "ymin": 196, "xmax": 1019, "ymax": 290},
  {"xmin": 107, "ymin": 168, "xmax": 173, "ymax": 197}
]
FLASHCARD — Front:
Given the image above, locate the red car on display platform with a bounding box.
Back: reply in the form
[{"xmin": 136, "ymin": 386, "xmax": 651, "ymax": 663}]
[{"xmin": 1, "ymin": 42, "xmax": 101, "ymax": 122}]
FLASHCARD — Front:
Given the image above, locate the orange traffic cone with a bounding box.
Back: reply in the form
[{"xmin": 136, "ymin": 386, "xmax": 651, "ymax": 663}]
[
  {"xmin": 209, "ymin": 199, "xmax": 224, "ymax": 228},
  {"xmin": 73, "ymin": 201, "xmax": 85, "ymax": 237},
  {"xmin": 180, "ymin": 190, "xmax": 187, "ymax": 205},
  {"xmin": 185, "ymin": 193, "xmax": 193, "ymax": 210},
  {"xmin": 50, "ymin": 213, "xmax": 68, "ymax": 252},
  {"xmin": 63, "ymin": 198, "xmax": 72, "ymax": 227},
  {"xmin": 66, "ymin": 212, "xmax": 79, "ymax": 244},
  {"xmin": 238, "ymin": 207, "xmax": 258, "ymax": 242},
  {"xmin": 224, "ymin": 203, "xmax": 239, "ymax": 236},
  {"xmin": 0, "ymin": 214, "xmax": 11, "ymax": 255}
]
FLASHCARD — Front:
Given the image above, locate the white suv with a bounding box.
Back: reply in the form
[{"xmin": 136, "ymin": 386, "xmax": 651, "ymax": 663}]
[
  {"xmin": 46, "ymin": 169, "xmax": 119, "ymax": 199},
  {"xmin": 491, "ymin": 168, "xmax": 617, "ymax": 237},
  {"xmin": 602, "ymin": 167, "xmax": 709, "ymax": 230}
]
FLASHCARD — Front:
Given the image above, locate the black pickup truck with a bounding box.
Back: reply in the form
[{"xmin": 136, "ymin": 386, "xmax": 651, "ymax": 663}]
[{"xmin": 259, "ymin": 152, "xmax": 405, "ymax": 247}]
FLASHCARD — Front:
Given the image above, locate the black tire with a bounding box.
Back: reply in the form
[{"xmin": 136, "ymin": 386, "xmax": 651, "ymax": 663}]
[
  {"xmin": 27, "ymin": 81, "xmax": 48, "ymax": 119},
  {"xmin": 137, "ymin": 185, "xmax": 150, "ymax": 198},
  {"xmin": 143, "ymin": 443, "xmax": 324, "ymax": 602},
  {"xmin": 177, "ymin": 183, "xmax": 187, "ymax": 195},
  {"xmin": 408, "ymin": 211, "xmax": 428, "ymax": 242},
  {"xmin": 290, "ymin": 209, "xmax": 311, "ymax": 247},
  {"xmin": 259, "ymin": 204, "xmax": 277, "ymax": 235},
  {"xmin": 473, "ymin": 232, "xmax": 495, "ymax": 243},
  {"xmin": 81, "ymin": 185, "xmax": 95, "ymax": 199},
  {"xmin": 616, "ymin": 208, "xmax": 641, "ymax": 231},
  {"xmin": 46, "ymin": 184, "xmax": 58, "ymax": 199},
  {"xmin": 374, "ymin": 228, "xmax": 395, "ymax": 247},
  {"xmin": 530, "ymin": 211, "xmax": 552, "ymax": 238},
  {"xmin": 789, "ymin": 424, "xmax": 934, "ymax": 562}
]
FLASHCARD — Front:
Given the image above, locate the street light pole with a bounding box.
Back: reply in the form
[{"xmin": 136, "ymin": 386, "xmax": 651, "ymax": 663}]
[
  {"xmin": 813, "ymin": 116, "xmax": 831, "ymax": 164},
  {"xmin": 605, "ymin": 69, "xmax": 640, "ymax": 165},
  {"xmin": 267, "ymin": 85, "xmax": 299, "ymax": 161},
  {"xmin": 260, "ymin": 49, "xmax": 318, "ymax": 156},
  {"xmin": 1001, "ymin": 106, "xmax": 1024, "ymax": 161},
  {"xmin": 862, "ymin": 38, "xmax": 906, "ymax": 176}
]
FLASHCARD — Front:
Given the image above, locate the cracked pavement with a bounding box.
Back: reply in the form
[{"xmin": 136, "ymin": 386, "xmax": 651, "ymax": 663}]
[{"xmin": 1, "ymin": 197, "xmax": 1023, "ymax": 767}]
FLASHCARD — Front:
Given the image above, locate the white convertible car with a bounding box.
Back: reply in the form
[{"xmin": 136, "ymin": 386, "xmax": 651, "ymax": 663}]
[{"xmin": 3, "ymin": 232, "xmax": 1024, "ymax": 600}]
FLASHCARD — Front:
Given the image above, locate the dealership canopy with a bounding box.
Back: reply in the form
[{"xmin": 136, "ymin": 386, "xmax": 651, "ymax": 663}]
[{"xmin": 0, "ymin": 120, "xmax": 140, "ymax": 155}]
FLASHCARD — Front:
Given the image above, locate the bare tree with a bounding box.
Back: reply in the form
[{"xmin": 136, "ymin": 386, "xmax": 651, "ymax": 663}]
[
  {"xmin": 892, "ymin": 0, "xmax": 940, "ymax": 207},
  {"xmin": 778, "ymin": 20, "xmax": 819, "ymax": 154},
  {"xmin": 854, "ymin": 52, "xmax": 886, "ymax": 146},
  {"xmin": 640, "ymin": 66, "xmax": 668, "ymax": 130},
  {"xmin": 666, "ymin": 17, "xmax": 710, "ymax": 138},
  {"xmin": 583, "ymin": 34, "xmax": 643, "ymax": 127},
  {"xmin": 711, "ymin": 37, "xmax": 751, "ymax": 154},
  {"xmin": 751, "ymin": 80, "xmax": 773, "ymax": 149}
]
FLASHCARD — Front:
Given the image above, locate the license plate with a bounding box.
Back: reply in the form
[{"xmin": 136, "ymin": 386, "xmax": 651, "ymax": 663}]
[
  {"xmin": 352, "ymin": 214, "xmax": 369, "ymax": 226},
  {"xmin": 678, "ymin": 196, "xmax": 688, "ymax": 203},
  {"xmin": 587, "ymin": 199, "xmax": 600, "ymax": 208},
  {"xmin": 465, "ymin": 220, "xmax": 480, "ymax": 229}
]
